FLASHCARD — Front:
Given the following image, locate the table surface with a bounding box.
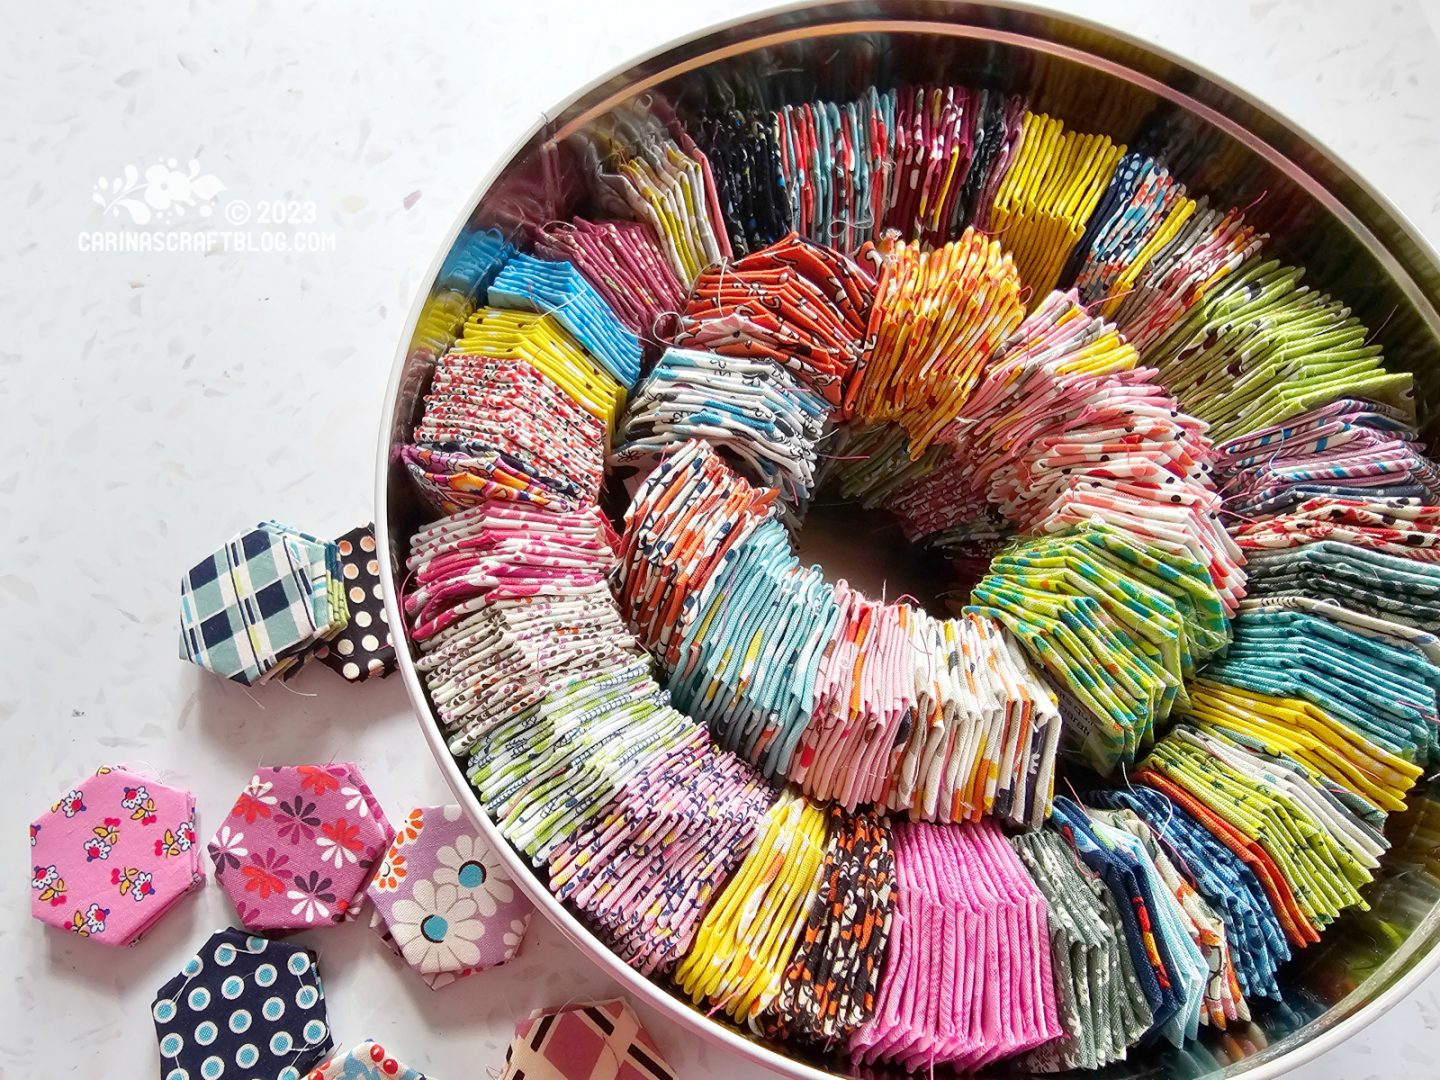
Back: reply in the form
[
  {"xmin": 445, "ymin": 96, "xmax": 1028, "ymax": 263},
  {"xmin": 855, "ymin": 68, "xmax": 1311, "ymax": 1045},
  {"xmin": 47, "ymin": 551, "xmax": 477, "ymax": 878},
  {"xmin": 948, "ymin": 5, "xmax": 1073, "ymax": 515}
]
[{"xmin": 4, "ymin": 0, "xmax": 1440, "ymax": 1075}]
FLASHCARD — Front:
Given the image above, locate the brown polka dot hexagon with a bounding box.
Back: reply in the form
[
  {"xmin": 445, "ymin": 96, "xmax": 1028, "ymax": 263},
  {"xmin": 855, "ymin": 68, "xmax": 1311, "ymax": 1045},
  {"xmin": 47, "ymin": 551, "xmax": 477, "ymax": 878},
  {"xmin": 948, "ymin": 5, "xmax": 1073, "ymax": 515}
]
[{"xmin": 316, "ymin": 524, "xmax": 397, "ymax": 682}]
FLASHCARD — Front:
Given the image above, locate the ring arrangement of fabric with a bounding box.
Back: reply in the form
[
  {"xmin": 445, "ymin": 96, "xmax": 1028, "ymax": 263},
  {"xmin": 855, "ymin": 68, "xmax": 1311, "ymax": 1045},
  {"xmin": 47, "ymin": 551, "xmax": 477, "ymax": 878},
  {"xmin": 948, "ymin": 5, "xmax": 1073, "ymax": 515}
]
[
  {"xmin": 30, "ymin": 765, "xmax": 203, "ymax": 946},
  {"xmin": 208, "ymin": 764, "xmax": 394, "ymax": 932},
  {"xmin": 394, "ymin": 73, "xmax": 1439, "ymax": 1074},
  {"xmin": 834, "ymin": 287, "xmax": 1243, "ymax": 773},
  {"xmin": 610, "ymin": 439, "xmax": 1060, "ymax": 823},
  {"xmin": 152, "ymin": 928, "xmax": 333, "ymax": 1080},
  {"xmin": 367, "ymin": 803, "xmax": 534, "ymax": 989}
]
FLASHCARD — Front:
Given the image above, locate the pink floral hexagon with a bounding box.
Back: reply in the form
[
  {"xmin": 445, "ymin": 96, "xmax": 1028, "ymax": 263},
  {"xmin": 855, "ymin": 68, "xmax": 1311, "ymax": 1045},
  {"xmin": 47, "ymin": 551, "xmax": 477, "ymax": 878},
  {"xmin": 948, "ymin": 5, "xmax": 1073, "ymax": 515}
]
[
  {"xmin": 208, "ymin": 763, "xmax": 394, "ymax": 931},
  {"xmin": 30, "ymin": 765, "xmax": 203, "ymax": 946},
  {"xmin": 367, "ymin": 803, "xmax": 534, "ymax": 988}
]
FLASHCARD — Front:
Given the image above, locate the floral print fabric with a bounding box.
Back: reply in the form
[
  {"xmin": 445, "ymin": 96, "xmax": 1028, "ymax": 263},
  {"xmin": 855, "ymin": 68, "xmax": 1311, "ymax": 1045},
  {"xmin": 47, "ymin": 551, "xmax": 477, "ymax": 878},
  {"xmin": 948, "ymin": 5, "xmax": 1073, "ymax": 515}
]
[
  {"xmin": 30, "ymin": 765, "xmax": 203, "ymax": 946},
  {"xmin": 367, "ymin": 803, "xmax": 533, "ymax": 989},
  {"xmin": 208, "ymin": 764, "xmax": 393, "ymax": 932}
]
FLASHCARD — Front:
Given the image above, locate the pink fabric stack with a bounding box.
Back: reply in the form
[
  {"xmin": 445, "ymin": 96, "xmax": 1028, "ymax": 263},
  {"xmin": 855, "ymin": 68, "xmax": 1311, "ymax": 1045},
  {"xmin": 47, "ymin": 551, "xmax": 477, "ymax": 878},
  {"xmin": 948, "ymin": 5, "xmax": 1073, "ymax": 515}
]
[{"xmin": 850, "ymin": 818, "xmax": 1064, "ymax": 1070}]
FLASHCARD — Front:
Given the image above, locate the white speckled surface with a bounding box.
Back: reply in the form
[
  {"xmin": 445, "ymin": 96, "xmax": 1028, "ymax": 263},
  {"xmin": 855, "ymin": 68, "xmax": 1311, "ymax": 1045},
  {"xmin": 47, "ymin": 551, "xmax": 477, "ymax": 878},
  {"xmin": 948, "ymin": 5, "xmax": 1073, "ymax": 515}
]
[{"xmin": 2, "ymin": 1, "xmax": 1439, "ymax": 1076}]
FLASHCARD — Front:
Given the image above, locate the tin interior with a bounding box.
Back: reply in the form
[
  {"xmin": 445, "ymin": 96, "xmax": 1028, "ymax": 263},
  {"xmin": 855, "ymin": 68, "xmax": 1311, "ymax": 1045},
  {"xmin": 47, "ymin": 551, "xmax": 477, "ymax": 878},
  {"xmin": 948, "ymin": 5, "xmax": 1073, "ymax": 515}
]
[{"xmin": 379, "ymin": 4, "xmax": 1440, "ymax": 1076}]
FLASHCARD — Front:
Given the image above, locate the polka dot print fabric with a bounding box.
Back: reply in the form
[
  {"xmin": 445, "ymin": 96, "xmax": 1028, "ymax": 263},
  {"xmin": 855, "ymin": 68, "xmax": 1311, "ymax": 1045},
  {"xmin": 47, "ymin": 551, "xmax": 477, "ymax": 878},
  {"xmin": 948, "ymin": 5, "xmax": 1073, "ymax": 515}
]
[
  {"xmin": 151, "ymin": 927, "xmax": 333, "ymax": 1080},
  {"xmin": 316, "ymin": 524, "xmax": 397, "ymax": 683}
]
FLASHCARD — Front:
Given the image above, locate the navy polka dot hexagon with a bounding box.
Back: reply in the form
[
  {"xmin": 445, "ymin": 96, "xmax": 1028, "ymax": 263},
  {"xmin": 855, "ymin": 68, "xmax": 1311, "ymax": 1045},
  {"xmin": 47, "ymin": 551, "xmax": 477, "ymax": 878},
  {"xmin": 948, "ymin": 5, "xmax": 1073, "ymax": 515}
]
[{"xmin": 151, "ymin": 928, "xmax": 333, "ymax": 1080}]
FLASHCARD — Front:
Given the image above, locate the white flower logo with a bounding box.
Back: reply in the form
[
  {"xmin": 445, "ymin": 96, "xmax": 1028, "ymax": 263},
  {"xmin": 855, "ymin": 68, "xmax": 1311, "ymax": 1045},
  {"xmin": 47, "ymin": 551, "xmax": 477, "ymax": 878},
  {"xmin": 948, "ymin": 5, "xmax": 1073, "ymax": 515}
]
[
  {"xmin": 93, "ymin": 158, "xmax": 225, "ymax": 226},
  {"xmin": 143, "ymin": 163, "xmax": 191, "ymax": 209}
]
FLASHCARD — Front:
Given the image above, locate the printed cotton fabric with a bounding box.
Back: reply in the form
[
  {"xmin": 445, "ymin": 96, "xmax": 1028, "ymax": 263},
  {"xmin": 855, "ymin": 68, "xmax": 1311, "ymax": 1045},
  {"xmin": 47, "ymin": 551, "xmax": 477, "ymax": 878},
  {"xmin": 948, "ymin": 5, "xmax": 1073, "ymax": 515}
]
[
  {"xmin": 31, "ymin": 765, "xmax": 203, "ymax": 946},
  {"xmin": 499, "ymin": 999, "xmax": 675, "ymax": 1080},
  {"xmin": 152, "ymin": 928, "xmax": 333, "ymax": 1080},
  {"xmin": 209, "ymin": 764, "xmax": 393, "ymax": 932},
  {"xmin": 367, "ymin": 803, "xmax": 533, "ymax": 988},
  {"xmin": 305, "ymin": 1040, "xmax": 428, "ymax": 1080},
  {"xmin": 315, "ymin": 524, "xmax": 397, "ymax": 683},
  {"xmin": 179, "ymin": 522, "xmax": 348, "ymax": 686}
]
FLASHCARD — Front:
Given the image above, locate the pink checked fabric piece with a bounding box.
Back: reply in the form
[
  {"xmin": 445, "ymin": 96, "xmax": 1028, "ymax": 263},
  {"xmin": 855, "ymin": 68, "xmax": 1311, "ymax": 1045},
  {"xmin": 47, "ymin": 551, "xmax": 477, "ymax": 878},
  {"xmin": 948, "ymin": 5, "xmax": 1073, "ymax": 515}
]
[
  {"xmin": 500, "ymin": 999, "xmax": 676, "ymax": 1080},
  {"xmin": 30, "ymin": 765, "xmax": 203, "ymax": 946},
  {"xmin": 367, "ymin": 803, "xmax": 534, "ymax": 989},
  {"xmin": 208, "ymin": 763, "xmax": 393, "ymax": 931}
]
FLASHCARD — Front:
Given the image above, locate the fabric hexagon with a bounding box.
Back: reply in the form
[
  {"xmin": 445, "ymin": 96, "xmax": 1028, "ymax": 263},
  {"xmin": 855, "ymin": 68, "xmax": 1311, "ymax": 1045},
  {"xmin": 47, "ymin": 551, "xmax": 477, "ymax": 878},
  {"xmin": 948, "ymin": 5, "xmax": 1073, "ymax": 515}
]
[
  {"xmin": 312, "ymin": 524, "xmax": 397, "ymax": 683},
  {"xmin": 499, "ymin": 999, "xmax": 677, "ymax": 1080},
  {"xmin": 30, "ymin": 765, "xmax": 203, "ymax": 946},
  {"xmin": 367, "ymin": 803, "xmax": 534, "ymax": 988},
  {"xmin": 178, "ymin": 521, "xmax": 348, "ymax": 686},
  {"xmin": 209, "ymin": 764, "xmax": 393, "ymax": 932},
  {"xmin": 305, "ymin": 1040, "xmax": 428, "ymax": 1080},
  {"xmin": 152, "ymin": 928, "xmax": 333, "ymax": 1080}
]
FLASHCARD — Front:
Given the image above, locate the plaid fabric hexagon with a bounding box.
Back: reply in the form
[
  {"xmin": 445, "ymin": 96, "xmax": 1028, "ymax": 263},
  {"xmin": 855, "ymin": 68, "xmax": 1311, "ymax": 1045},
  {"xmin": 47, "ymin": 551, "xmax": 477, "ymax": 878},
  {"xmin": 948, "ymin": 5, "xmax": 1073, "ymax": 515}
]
[
  {"xmin": 366, "ymin": 804, "xmax": 534, "ymax": 988},
  {"xmin": 30, "ymin": 765, "xmax": 203, "ymax": 946},
  {"xmin": 500, "ymin": 999, "xmax": 676, "ymax": 1080},
  {"xmin": 209, "ymin": 764, "xmax": 393, "ymax": 932},
  {"xmin": 305, "ymin": 1040, "xmax": 428, "ymax": 1080},
  {"xmin": 179, "ymin": 522, "xmax": 348, "ymax": 686},
  {"xmin": 152, "ymin": 928, "xmax": 333, "ymax": 1080}
]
